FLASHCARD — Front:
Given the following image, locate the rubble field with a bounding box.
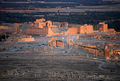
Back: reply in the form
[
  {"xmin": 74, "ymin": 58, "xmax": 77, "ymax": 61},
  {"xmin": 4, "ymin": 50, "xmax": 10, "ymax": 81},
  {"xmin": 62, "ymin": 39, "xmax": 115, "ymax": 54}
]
[{"xmin": 0, "ymin": 39, "xmax": 120, "ymax": 81}]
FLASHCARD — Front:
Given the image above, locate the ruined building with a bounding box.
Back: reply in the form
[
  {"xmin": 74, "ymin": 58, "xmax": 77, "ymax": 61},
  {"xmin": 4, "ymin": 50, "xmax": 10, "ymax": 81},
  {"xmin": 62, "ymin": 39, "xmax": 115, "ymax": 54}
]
[
  {"xmin": 25, "ymin": 18, "xmax": 117, "ymax": 37},
  {"xmin": 0, "ymin": 23, "xmax": 20, "ymax": 34},
  {"xmin": 79, "ymin": 24, "xmax": 94, "ymax": 34},
  {"xmin": 97, "ymin": 22, "xmax": 108, "ymax": 32},
  {"xmin": 26, "ymin": 18, "xmax": 53, "ymax": 36}
]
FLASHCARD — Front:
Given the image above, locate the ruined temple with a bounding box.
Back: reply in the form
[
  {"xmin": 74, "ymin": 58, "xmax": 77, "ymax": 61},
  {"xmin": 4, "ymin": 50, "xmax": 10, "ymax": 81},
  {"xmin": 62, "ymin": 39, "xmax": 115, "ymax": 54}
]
[
  {"xmin": 79, "ymin": 24, "xmax": 94, "ymax": 34},
  {"xmin": 25, "ymin": 18, "xmax": 117, "ymax": 37}
]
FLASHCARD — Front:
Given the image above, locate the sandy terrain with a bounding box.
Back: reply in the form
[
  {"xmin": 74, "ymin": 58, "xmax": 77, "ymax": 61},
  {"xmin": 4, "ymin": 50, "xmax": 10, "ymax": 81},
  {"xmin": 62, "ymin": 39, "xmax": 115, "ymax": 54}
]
[{"xmin": 0, "ymin": 38, "xmax": 120, "ymax": 81}]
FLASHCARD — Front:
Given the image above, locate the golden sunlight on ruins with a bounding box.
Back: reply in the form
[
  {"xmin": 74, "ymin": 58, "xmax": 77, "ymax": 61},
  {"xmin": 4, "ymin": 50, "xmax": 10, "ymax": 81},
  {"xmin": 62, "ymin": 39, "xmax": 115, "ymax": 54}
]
[
  {"xmin": 0, "ymin": 17, "xmax": 120, "ymax": 81},
  {"xmin": 25, "ymin": 18, "xmax": 116, "ymax": 36},
  {"xmin": 0, "ymin": 18, "xmax": 120, "ymax": 61}
]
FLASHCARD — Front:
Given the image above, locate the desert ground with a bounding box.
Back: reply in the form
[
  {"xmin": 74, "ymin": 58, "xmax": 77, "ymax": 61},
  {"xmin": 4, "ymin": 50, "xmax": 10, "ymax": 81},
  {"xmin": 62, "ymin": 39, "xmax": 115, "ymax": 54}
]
[{"xmin": 0, "ymin": 36, "xmax": 120, "ymax": 81}]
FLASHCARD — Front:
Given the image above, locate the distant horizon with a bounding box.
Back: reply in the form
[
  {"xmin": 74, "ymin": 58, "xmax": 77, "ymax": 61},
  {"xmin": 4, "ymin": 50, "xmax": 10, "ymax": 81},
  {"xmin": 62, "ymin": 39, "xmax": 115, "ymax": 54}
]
[{"xmin": 1, "ymin": 0, "xmax": 120, "ymax": 6}]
